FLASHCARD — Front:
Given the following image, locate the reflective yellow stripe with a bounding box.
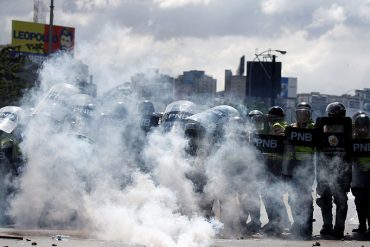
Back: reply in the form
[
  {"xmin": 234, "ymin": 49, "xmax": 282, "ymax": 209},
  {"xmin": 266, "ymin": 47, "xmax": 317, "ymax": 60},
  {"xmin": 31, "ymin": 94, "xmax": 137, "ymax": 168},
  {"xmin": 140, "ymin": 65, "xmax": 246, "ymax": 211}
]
[{"xmin": 263, "ymin": 153, "xmax": 283, "ymax": 160}]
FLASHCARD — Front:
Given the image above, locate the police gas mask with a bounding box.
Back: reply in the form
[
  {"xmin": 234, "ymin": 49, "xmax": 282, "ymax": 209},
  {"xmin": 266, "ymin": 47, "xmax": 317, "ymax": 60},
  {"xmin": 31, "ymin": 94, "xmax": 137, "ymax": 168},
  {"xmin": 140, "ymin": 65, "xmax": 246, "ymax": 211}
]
[
  {"xmin": 267, "ymin": 114, "xmax": 283, "ymax": 127},
  {"xmin": 251, "ymin": 115, "xmax": 264, "ymax": 131},
  {"xmin": 354, "ymin": 114, "xmax": 370, "ymax": 136},
  {"xmin": 295, "ymin": 109, "xmax": 311, "ymax": 124},
  {"xmin": 184, "ymin": 122, "xmax": 205, "ymax": 156},
  {"xmin": 267, "ymin": 106, "xmax": 284, "ymax": 127}
]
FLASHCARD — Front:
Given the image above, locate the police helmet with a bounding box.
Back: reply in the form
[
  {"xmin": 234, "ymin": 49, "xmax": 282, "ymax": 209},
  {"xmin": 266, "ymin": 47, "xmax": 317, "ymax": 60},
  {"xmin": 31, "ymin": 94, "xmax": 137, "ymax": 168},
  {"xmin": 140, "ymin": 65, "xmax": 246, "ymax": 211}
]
[
  {"xmin": 268, "ymin": 106, "xmax": 285, "ymax": 118},
  {"xmin": 139, "ymin": 100, "xmax": 155, "ymax": 116},
  {"xmin": 352, "ymin": 110, "xmax": 366, "ymax": 121},
  {"xmin": 296, "ymin": 102, "xmax": 311, "ymax": 111},
  {"xmin": 247, "ymin": 110, "xmax": 263, "ymax": 118},
  {"xmin": 230, "ymin": 116, "xmax": 244, "ymax": 123},
  {"xmin": 325, "ymin": 102, "xmax": 346, "ymax": 117},
  {"xmin": 295, "ymin": 102, "xmax": 311, "ymax": 123},
  {"xmin": 248, "ymin": 110, "xmax": 264, "ymax": 125},
  {"xmin": 113, "ymin": 102, "xmax": 127, "ymax": 119},
  {"xmin": 354, "ymin": 113, "xmax": 370, "ymax": 136}
]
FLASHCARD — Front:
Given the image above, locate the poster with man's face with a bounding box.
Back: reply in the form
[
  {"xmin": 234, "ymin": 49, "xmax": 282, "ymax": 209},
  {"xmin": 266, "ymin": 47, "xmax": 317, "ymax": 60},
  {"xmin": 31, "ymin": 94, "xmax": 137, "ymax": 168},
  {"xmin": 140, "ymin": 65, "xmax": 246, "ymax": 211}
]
[
  {"xmin": 12, "ymin": 20, "xmax": 75, "ymax": 55},
  {"xmin": 43, "ymin": 25, "xmax": 75, "ymax": 53}
]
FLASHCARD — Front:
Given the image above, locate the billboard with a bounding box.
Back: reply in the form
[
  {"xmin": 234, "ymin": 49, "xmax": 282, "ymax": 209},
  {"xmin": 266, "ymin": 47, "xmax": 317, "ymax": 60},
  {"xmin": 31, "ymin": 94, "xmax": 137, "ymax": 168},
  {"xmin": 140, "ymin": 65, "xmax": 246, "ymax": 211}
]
[
  {"xmin": 281, "ymin": 77, "xmax": 297, "ymax": 99},
  {"xmin": 246, "ymin": 61, "xmax": 282, "ymax": 99},
  {"xmin": 11, "ymin": 20, "xmax": 75, "ymax": 56}
]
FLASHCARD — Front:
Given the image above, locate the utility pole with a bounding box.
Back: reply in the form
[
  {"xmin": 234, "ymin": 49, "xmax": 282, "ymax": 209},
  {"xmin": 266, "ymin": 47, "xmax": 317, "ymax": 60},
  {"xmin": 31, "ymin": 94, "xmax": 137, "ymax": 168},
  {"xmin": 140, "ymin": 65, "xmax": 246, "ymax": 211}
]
[
  {"xmin": 48, "ymin": 0, "xmax": 54, "ymax": 55},
  {"xmin": 271, "ymin": 54, "xmax": 276, "ymax": 106}
]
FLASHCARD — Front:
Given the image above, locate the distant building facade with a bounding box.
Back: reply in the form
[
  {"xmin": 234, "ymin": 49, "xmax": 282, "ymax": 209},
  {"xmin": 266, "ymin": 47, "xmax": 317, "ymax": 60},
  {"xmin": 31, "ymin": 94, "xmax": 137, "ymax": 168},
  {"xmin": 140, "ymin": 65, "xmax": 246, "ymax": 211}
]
[
  {"xmin": 224, "ymin": 69, "xmax": 247, "ymax": 103},
  {"xmin": 174, "ymin": 70, "xmax": 217, "ymax": 103},
  {"xmin": 131, "ymin": 71, "xmax": 175, "ymax": 109},
  {"xmin": 279, "ymin": 77, "xmax": 298, "ymax": 123},
  {"xmin": 297, "ymin": 88, "xmax": 370, "ymax": 119}
]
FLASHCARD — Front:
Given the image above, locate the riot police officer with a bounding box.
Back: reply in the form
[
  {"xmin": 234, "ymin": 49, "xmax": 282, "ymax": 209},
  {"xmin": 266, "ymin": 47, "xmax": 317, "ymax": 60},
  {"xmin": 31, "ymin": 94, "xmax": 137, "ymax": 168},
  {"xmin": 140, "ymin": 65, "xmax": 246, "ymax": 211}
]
[
  {"xmin": 316, "ymin": 102, "xmax": 352, "ymax": 239},
  {"xmin": 0, "ymin": 106, "xmax": 24, "ymax": 225},
  {"xmin": 0, "ymin": 106, "xmax": 24, "ymax": 177},
  {"xmin": 267, "ymin": 106, "xmax": 287, "ymax": 136},
  {"xmin": 138, "ymin": 100, "xmax": 160, "ymax": 133},
  {"xmin": 161, "ymin": 100, "xmax": 198, "ymax": 133},
  {"xmin": 260, "ymin": 106, "xmax": 290, "ymax": 235},
  {"xmin": 237, "ymin": 110, "xmax": 265, "ymax": 235},
  {"xmin": 184, "ymin": 105, "xmax": 240, "ymax": 220},
  {"xmin": 351, "ymin": 112, "xmax": 370, "ymax": 237},
  {"xmin": 284, "ymin": 102, "xmax": 315, "ymax": 238},
  {"xmin": 247, "ymin": 110, "xmax": 265, "ymax": 134}
]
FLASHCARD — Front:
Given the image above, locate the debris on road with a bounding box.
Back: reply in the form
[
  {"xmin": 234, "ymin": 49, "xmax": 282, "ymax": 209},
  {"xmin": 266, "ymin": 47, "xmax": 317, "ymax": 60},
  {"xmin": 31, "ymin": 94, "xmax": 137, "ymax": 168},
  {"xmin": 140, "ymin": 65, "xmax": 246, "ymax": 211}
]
[
  {"xmin": 52, "ymin": 235, "xmax": 69, "ymax": 241},
  {"xmin": 0, "ymin": 234, "xmax": 24, "ymax": 240}
]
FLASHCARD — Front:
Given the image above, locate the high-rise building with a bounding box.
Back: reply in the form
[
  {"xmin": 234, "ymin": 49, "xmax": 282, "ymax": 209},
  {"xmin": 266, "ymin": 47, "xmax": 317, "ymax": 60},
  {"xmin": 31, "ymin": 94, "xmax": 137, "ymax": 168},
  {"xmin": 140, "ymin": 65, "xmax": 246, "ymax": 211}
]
[
  {"xmin": 224, "ymin": 69, "xmax": 246, "ymax": 103},
  {"xmin": 297, "ymin": 88, "xmax": 370, "ymax": 119},
  {"xmin": 279, "ymin": 77, "xmax": 297, "ymax": 123},
  {"xmin": 174, "ymin": 70, "xmax": 216, "ymax": 103},
  {"xmin": 246, "ymin": 60, "xmax": 282, "ymax": 106},
  {"xmin": 131, "ymin": 70, "xmax": 175, "ymax": 107}
]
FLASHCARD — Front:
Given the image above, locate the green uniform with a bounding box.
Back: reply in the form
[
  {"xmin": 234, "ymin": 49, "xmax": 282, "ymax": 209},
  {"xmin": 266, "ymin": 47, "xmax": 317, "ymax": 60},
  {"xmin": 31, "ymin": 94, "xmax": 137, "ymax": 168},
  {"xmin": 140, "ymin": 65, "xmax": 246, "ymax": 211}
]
[
  {"xmin": 351, "ymin": 134, "xmax": 370, "ymax": 234},
  {"xmin": 284, "ymin": 120, "xmax": 316, "ymax": 237},
  {"xmin": 261, "ymin": 119, "xmax": 290, "ymax": 234}
]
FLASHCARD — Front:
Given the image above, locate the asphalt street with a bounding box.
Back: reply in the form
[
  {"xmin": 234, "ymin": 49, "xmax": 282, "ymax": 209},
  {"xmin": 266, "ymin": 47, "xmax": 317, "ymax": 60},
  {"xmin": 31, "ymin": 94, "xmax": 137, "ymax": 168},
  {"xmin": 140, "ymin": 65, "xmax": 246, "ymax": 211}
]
[
  {"xmin": 1, "ymin": 229, "xmax": 369, "ymax": 247},
  {"xmin": 0, "ymin": 192, "xmax": 368, "ymax": 247}
]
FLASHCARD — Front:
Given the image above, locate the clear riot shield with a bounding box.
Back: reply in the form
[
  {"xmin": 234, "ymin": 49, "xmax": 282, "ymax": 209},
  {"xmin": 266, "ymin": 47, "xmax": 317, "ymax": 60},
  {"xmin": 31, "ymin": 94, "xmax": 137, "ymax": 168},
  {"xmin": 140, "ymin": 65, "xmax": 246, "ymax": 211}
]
[
  {"xmin": 0, "ymin": 106, "xmax": 24, "ymax": 134},
  {"xmin": 100, "ymin": 83, "xmax": 132, "ymax": 103},
  {"xmin": 184, "ymin": 105, "xmax": 240, "ymax": 156},
  {"xmin": 98, "ymin": 101, "xmax": 127, "ymax": 127},
  {"xmin": 161, "ymin": 100, "xmax": 198, "ymax": 132},
  {"xmin": 185, "ymin": 105, "xmax": 240, "ymax": 137},
  {"xmin": 33, "ymin": 83, "xmax": 80, "ymax": 122},
  {"xmin": 66, "ymin": 94, "xmax": 96, "ymax": 141}
]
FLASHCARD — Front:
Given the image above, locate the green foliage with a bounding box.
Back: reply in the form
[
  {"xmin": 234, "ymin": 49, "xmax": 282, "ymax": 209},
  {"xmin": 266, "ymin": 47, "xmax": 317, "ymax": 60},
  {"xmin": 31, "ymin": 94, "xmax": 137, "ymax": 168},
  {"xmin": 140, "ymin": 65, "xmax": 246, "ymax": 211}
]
[{"xmin": 0, "ymin": 46, "xmax": 40, "ymax": 107}]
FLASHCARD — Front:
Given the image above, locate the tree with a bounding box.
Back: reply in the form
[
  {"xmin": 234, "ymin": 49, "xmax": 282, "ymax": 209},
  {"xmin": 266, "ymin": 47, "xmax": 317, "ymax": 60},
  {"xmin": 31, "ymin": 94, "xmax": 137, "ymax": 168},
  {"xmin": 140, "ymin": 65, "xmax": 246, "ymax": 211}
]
[{"xmin": 0, "ymin": 46, "xmax": 40, "ymax": 107}]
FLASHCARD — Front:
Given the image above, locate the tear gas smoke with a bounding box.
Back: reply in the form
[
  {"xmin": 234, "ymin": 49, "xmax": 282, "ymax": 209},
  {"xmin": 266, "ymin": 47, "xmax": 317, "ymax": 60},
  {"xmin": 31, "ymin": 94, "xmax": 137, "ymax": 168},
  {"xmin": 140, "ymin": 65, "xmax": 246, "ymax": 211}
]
[
  {"xmin": 4, "ymin": 52, "xmax": 358, "ymax": 246},
  {"xmin": 8, "ymin": 54, "xmax": 220, "ymax": 247},
  {"xmin": 202, "ymin": 121, "xmax": 265, "ymax": 237}
]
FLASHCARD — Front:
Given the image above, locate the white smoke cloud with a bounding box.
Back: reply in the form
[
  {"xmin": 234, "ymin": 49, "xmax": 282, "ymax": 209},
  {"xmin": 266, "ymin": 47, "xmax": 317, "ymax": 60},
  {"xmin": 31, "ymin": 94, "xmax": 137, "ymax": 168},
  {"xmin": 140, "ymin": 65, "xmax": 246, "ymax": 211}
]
[
  {"xmin": 74, "ymin": 0, "xmax": 122, "ymax": 11},
  {"xmin": 153, "ymin": 0, "xmax": 214, "ymax": 9},
  {"xmin": 9, "ymin": 53, "xmax": 220, "ymax": 247},
  {"xmin": 202, "ymin": 121, "xmax": 266, "ymax": 237},
  {"xmin": 3, "ymin": 36, "xmax": 360, "ymax": 246},
  {"xmin": 309, "ymin": 4, "xmax": 347, "ymax": 28}
]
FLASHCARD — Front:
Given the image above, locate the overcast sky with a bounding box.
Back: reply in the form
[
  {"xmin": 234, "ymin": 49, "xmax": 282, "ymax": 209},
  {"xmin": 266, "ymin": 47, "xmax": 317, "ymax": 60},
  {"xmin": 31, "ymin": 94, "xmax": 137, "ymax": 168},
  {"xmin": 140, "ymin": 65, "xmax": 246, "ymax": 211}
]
[{"xmin": 1, "ymin": 0, "xmax": 370, "ymax": 94}]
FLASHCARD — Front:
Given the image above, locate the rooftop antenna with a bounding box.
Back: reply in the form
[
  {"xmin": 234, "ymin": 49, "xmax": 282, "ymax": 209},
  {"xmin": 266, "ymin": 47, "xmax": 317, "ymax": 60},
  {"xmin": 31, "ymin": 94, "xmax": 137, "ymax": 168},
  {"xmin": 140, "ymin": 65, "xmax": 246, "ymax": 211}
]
[
  {"xmin": 48, "ymin": 0, "xmax": 54, "ymax": 55},
  {"xmin": 33, "ymin": 0, "xmax": 47, "ymax": 23}
]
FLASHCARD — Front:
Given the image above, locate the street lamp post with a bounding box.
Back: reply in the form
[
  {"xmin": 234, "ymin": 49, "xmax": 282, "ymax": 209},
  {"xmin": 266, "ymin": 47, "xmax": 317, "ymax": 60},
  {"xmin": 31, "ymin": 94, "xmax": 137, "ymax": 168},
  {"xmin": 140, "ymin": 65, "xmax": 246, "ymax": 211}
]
[
  {"xmin": 247, "ymin": 48, "xmax": 287, "ymax": 108},
  {"xmin": 48, "ymin": 0, "xmax": 54, "ymax": 55}
]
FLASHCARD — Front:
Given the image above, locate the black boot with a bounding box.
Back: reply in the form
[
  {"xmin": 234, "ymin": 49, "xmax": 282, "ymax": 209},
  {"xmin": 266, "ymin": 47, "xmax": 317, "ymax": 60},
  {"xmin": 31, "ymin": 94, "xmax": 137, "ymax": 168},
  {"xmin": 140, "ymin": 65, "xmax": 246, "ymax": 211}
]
[
  {"xmin": 365, "ymin": 229, "xmax": 370, "ymax": 239},
  {"xmin": 352, "ymin": 225, "xmax": 367, "ymax": 234},
  {"xmin": 333, "ymin": 226, "xmax": 344, "ymax": 239},
  {"xmin": 320, "ymin": 224, "xmax": 333, "ymax": 236},
  {"xmin": 261, "ymin": 221, "xmax": 283, "ymax": 236},
  {"xmin": 242, "ymin": 221, "xmax": 261, "ymax": 235}
]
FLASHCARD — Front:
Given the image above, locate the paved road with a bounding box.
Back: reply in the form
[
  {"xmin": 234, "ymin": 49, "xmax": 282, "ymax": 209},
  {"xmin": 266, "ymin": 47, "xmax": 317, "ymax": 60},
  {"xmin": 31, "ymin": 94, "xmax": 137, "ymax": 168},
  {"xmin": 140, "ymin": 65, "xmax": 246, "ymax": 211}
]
[
  {"xmin": 0, "ymin": 192, "xmax": 367, "ymax": 247},
  {"xmin": 1, "ymin": 228, "xmax": 369, "ymax": 247},
  {"xmin": 1, "ymin": 234, "xmax": 369, "ymax": 247}
]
